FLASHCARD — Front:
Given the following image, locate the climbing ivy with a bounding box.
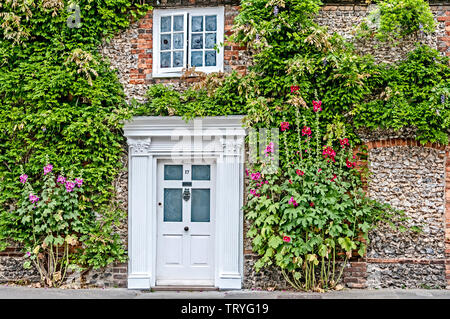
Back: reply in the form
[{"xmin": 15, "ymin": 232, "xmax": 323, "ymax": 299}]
[{"xmin": 0, "ymin": 0, "xmax": 151, "ymax": 274}]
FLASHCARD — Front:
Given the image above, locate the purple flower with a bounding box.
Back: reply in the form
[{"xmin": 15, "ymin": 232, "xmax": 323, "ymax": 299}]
[
  {"xmin": 29, "ymin": 194, "xmax": 39, "ymax": 204},
  {"xmin": 26, "ymin": 252, "xmax": 31, "ymax": 257},
  {"xmin": 75, "ymin": 178, "xmax": 83, "ymax": 188},
  {"xmin": 273, "ymin": 5, "xmax": 279, "ymax": 16},
  {"xmin": 256, "ymin": 33, "xmax": 260, "ymax": 41},
  {"xmin": 441, "ymin": 94, "xmax": 445, "ymax": 105},
  {"xmin": 43, "ymin": 164, "xmax": 53, "ymax": 175},
  {"xmin": 19, "ymin": 174, "xmax": 28, "ymax": 184},
  {"xmin": 57, "ymin": 175, "xmax": 66, "ymax": 184},
  {"xmin": 65, "ymin": 181, "xmax": 76, "ymax": 192}
]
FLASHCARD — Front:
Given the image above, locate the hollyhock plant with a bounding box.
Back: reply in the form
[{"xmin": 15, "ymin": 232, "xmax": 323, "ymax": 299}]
[
  {"xmin": 281, "ymin": 122, "xmax": 290, "ymax": 131},
  {"xmin": 10, "ymin": 162, "xmax": 103, "ymax": 288},
  {"xmin": 244, "ymin": 95, "xmax": 406, "ymax": 292}
]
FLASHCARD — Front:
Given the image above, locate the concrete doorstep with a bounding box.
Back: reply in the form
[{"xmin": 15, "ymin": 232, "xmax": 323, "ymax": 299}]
[{"xmin": 0, "ymin": 285, "xmax": 450, "ymax": 299}]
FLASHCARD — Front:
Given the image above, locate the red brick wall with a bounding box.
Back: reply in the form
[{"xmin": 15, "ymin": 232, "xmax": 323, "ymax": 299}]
[{"xmin": 129, "ymin": 5, "xmax": 247, "ymax": 87}]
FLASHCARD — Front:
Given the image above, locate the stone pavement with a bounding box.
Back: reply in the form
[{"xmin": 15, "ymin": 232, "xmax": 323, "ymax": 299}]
[{"xmin": 0, "ymin": 286, "xmax": 449, "ymax": 299}]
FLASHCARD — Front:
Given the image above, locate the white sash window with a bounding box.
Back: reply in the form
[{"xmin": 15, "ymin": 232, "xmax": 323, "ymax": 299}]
[{"xmin": 153, "ymin": 7, "xmax": 224, "ymax": 77}]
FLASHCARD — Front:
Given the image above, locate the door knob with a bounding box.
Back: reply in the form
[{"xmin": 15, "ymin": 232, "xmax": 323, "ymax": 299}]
[{"xmin": 184, "ymin": 226, "xmax": 189, "ymax": 231}]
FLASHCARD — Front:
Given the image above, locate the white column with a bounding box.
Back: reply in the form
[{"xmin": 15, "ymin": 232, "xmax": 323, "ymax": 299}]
[
  {"xmin": 215, "ymin": 137, "xmax": 244, "ymax": 289},
  {"xmin": 127, "ymin": 138, "xmax": 153, "ymax": 289}
]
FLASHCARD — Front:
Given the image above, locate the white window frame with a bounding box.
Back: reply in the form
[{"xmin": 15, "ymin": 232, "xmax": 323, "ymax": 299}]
[{"xmin": 152, "ymin": 7, "xmax": 225, "ymax": 78}]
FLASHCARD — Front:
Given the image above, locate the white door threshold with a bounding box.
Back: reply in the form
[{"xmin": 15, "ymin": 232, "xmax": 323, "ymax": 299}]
[{"xmin": 151, "ymin": 286, "xmax": 218, "ymax": 291}]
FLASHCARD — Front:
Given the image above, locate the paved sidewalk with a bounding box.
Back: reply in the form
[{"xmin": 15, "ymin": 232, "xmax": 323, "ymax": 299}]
[{"xmin": 0, "ymin": 286, "xmax": 449, "ymax": 299}]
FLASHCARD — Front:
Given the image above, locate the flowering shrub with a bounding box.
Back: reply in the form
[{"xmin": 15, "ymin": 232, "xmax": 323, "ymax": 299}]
[
  {"xmin": 244, "ymin": 99, "xmax": 408, "ymax": 291},
  {"xmin": 0, "ymin": 161, "xmax": 126, "ymax": 287}
]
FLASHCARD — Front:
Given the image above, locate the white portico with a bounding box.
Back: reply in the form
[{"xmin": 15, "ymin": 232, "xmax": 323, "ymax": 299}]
[{"xmin": 124, "ymin": 116, "xmax": 246, "ymax": 290}]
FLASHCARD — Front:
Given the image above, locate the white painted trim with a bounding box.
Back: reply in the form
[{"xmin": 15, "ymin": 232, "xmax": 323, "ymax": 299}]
[
  {"xmin": 152, "ymin": 7, "xmax": 225, "ymax": 78},
  {"xmin": 125, "ymin": 116, "xmax": 246, "ymax": 290}
]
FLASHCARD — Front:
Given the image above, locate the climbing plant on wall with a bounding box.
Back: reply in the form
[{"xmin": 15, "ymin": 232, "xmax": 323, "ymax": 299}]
[{"xmin": 0, "ymin": 0, "xmax": 151, "ymax": 278}]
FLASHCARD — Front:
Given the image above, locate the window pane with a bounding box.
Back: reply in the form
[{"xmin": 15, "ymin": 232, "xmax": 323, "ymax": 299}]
[
  {"xmin": 192, "ymin": 165, "xmax": 210, "ymax": 180},
  {"xmin": 160, "ymin": 52, "xmax": 171, "ymax": 68},
  {"xmin": 161, "ymin": 34, "xmax": 171, "ymax": 51},
  {"xmin": 173, "ymin": 33, "xmax": 183, "ymax": 49},
  {"xmin": 205, "ymin": 33, "xmax": 216, "ymax": 49},
  {"xmin": 164, "ymin": 188, "xmax": 182, "ymax": 222},
  {"xmin": 191, "ymin": 51, "xmax": 203, "ymax": 67},
  {"xmin": 191, "ymin": 34, "xmax": 203, "ymax": 49},
  {"xmin": 191, "ymin": 16, "xmax": 203, "ymax": 32},
  {"xmin": 164, "ymin": 165, "xmax": 183, "ymax": 180},
  {"xmin": 161, "ymin": 16, "xmax": 171, "ymax": 32},
  {"xmin": 205, "ymin": 51, "xmax": 216, "ymax": 67},
  {"xmin": 191, "ymin": 189, "xmax": 210, "ymax": 222},
  {"xmin": 205, "ymin": 15, "xmax": 217, "ymax": 31},
  {"xmin": 173, "ymin": 51, "xmax": 183, "ymax": 67},
  {"xmin": 173, "ymin": 15, "xmax": 184, "ymax": 31}
]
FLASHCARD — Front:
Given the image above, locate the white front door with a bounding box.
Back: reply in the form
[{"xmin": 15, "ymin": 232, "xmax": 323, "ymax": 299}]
[{"xmin": 156, "ymin": 160, "xmax": 215, "ymax": 286}]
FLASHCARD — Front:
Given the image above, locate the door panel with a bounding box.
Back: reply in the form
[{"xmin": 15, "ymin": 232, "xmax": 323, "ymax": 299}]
[{"xmin": 156, "ymin": 160, "xmax": 215, "ymax": 285}]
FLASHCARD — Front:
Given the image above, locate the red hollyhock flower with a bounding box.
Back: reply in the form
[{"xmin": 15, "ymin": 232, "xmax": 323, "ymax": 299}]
[
  {"xmin": 302, "ymin": 126, "xmax": 312, "ymax": 136},
  {"xmin": 280, "ymin": 122, "xmax": 290, "ymax": 131},
  {"xmin": 310, "ymin": 202, "xmax": 314, "ymax": 207},
  {"xmin": 340, "ymin": 138, "xmax": 349, "ymax": 148},
  {"xmin": 283, "ymin": 235, "xmax": 291, "ymax": 243},
  {"xmin": 290, "ymin": 86, "xmax": 299, "ymax": 93},
  {"xmin": 331, "ymin": 174, "xmax": 337, "ymax": 182},
  {"xmin": 296, "ymin": 169, "xmax": 304, "ymax": 176},
  {"xmin": 312, "ymin": 100, "xmax": 322, "ymax": 112},
  {"xmin": 322, "ymin": 146, "xmax": 336, "ymax": 162}
]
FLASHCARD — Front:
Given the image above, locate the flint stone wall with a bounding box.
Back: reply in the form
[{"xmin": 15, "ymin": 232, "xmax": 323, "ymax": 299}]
[{"xmin": 366, "ymin": 143, "xmax": 447, "ymax": 288}]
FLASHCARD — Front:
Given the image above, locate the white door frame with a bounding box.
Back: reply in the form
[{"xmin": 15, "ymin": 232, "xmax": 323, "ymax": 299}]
[{"xmin": 124, "ymin": 116, "xmax": 246, "ymax": 290}]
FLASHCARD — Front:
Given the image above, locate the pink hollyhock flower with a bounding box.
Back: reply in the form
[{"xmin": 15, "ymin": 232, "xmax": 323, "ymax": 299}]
[
  {"xmin": 280, "ymin": 122, "xmax": 290, "ymax": 131},
  {"xmin": 65, "ymin": 181, "xmax": 76, "ymax": 192},
  {"xmin": 43, "ymin": 164, "xmax": 53, "ymax": 175},
  {"xmin": 250, "ymin": 189, "xmax": 257, "ymax": 196},
  {"xmin": 296, "ymin": 169, "xmax": 304, "ymax": 176},
  {"xmin": 245, "ymin": 169, "xmax": 249, "ymax": 177},
  {"xmin": 75, "ymin": 178, "xmax": 83, "ymax": 187},
  {"xmin": 251, "ymin": 172, "xmax": 261, "ymax": 181},
  {"xmin": 26, "ymin": 252, "xmax": 31, "ymax": 257},
  {"xmin": 265, "ymin": 181, "xmax": 269, "ymax": 184},
  {"xmin": 29, "ymin": 194, "xmax": 39, "ymax": 204},
  {"xmin": 302, "ymin": 126, "xmax": 311, "ymax": 136},
  {"xmin": 264, "ymin": 142, "xmax": 274, "ymax": 156},
  {"xmin": 290, "ymin": 86, "xmax": 299, "ymax": 93},
  {"xmin": 288, "ymin": 197, "xmax": 298, "ymax": 207},
  {"xmin": 288, "ymin": 179, "xmax": 292, "ymax": 184},
  {"xmin": 283, "ymin": 235, "xmax": 291, "ymax": 243},
  {"xmin": 57, "ymin": 175, "xmax": 66, "ymax": 184},
  {"xmin": 312, "ymin": 100, "xmax": 322, "ymax": 112},
  {"xmin": 19, "ymin": 174, "xmax": 28, "ymax": 184},
  {"xmin": 318, "ymin": 168, "xmax": 322, "ymax": 173}
]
